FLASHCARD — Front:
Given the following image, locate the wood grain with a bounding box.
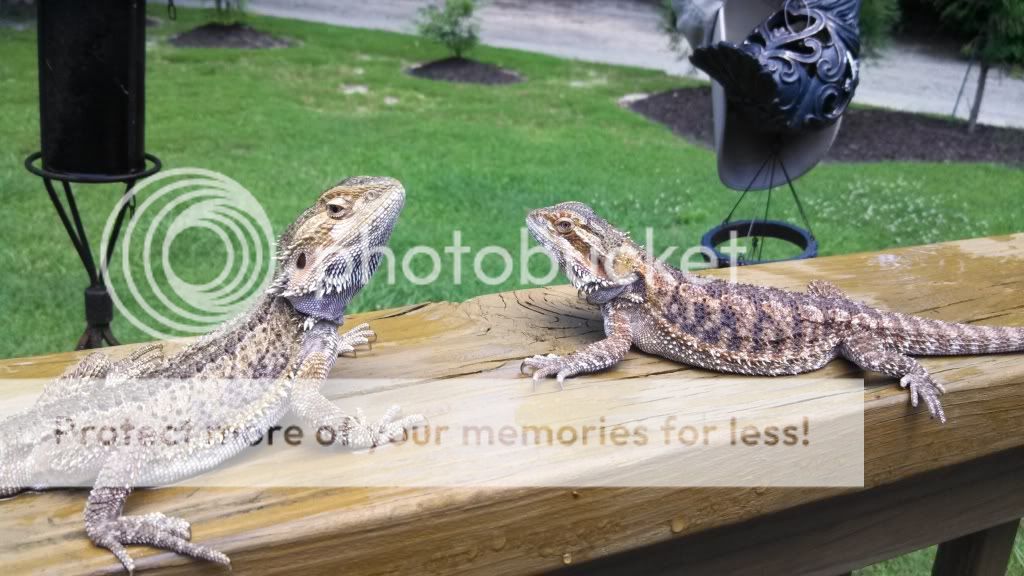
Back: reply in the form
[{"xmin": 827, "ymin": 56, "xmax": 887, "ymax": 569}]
[{"xmin": 1, "ymin": 234, "xmax": 1023, "ymax": 575}]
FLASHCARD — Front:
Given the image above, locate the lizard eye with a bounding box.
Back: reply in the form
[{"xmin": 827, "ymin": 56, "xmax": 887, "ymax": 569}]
[
  {"xmin": 555, "ymin": 218, "xmax": 574, "ymax": 234},
  {"xmin": 326, "ymin": 201, "xmax": 347, "ymax": 218}
]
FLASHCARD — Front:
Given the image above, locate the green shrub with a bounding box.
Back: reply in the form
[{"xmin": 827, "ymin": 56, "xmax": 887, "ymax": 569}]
[{"xmin": 416, "ymin": 0, "xmax": 480, "ymax": 58}]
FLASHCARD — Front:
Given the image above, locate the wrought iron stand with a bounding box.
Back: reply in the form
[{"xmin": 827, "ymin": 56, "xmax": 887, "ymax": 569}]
[
  {"xmin": 29, "ymin": 0, "xmax": 155, "ymax": 349},
  {"xmin": 24, "ymin": 153, "xmax": 161, "ymax": 349}
]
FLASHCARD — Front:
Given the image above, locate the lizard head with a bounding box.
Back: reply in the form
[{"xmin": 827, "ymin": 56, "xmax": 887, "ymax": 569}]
[
  {"xmin": 268, "ymin": 176, "xmax": 405, "ymax": 325},
  {"xmin": 527, "ymin": 202, "xmax": 642, "ymax": 304}
]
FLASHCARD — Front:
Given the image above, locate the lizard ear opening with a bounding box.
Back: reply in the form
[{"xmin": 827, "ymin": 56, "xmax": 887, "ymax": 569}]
[{"xmin": 296, "ymin": 252, "xmax": 307, "ymax": 270}]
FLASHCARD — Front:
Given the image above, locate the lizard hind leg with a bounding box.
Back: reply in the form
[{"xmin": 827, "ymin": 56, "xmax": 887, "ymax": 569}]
[
  {"xmin": 839, "ymin": 333, "xmax": 947, "ymax": 423},
  {"xmin": 85, "ymin": 454, "xmax": 229, "ymax": 573}
]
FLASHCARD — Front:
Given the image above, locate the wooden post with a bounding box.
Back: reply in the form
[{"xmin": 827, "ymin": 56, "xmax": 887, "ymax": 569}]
[{"xmin": 932, "ymin": 519, "xmax": 1021, "ymax": 576}]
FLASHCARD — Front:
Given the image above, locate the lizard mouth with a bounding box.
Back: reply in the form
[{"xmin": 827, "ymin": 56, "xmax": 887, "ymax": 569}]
[{"xmin": 567, "ymin": 261, "xmax": 636, "ymax": 295}]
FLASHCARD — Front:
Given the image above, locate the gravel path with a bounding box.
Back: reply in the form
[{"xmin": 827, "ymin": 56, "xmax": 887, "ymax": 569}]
[{"xmin": 190, "ymin": 0, "xmax": 1024, "ymax": 128}]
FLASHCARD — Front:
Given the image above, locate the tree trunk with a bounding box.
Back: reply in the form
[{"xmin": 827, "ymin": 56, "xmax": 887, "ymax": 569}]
[{"xmin": 967, "ymin": 61, "xmax": 990, "ymax": 134}]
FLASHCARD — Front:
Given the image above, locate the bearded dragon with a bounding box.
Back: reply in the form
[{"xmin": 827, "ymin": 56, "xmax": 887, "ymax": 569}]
[
  {"xmin": 522, "ymin": 202, "xmax": 1024, "ymax": 423},
  {"xmin": 0, "ymin": 176, "xmax": 423, "ymax": 572}
]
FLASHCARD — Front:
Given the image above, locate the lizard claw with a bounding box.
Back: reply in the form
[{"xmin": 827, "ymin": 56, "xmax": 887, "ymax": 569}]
[
  {"xmin": 338, "ymin": 323, "xmax": 376, "ymax": 357},
  {"xmin": 87, "ymin": 512, "xmax": 229, "ymax": 574},
  {"xmin": 521, "ymin": 354, "xmax": 577, "ymax": 390},
  {"xmin": 900, "ymin": 373, "xmax": 947, "ymax": 423},
  {"xmin": 348, "ymin": 405, "xmax": 425, "ymax": 448}
]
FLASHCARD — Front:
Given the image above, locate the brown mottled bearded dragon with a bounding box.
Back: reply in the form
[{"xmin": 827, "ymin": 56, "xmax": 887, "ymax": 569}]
[
  {"xmin": 0, "ymin": 177, "xmax": 423, "ymax": 572},
  {"xmin": 522, "ymin": 202, "xmax": 1024, "ymax": 423}
]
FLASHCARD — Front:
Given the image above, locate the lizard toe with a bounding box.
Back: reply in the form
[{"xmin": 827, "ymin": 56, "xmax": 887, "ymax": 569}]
[
  {"xmin": 899, "ymin": 374, "xmax": 947, "ymax": 423},
  {"xmin": 338, "ymin": 323, "xmax": 376, "ymax": 355},
  {"xmin": 555, "ymin": 370, "xmax": 578, "ymax": 387},
  {"xmin": 531, "ymin": 366, "xmax": 560, "ymax": 382},
  {"xmin": 89, "ymin": 514, "xmax": 230, "ymax": 571}
]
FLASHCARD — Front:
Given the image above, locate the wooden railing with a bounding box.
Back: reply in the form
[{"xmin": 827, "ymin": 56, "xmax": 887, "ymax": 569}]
[{"xmin": 1, "ymin": 234, "xmax": 1022, "ymax": 575}]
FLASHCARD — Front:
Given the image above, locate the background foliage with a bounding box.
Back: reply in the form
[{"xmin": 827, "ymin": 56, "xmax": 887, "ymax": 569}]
[{"xmin": 416, "ymin": 0, "xmax": 480, "ymax": 58}]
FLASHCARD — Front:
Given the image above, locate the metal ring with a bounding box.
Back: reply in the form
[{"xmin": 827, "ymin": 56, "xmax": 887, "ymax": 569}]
[
  {"xmin": 24, "ymin": 152, "xmax": 162, "ymax": 184},
  {"xmin": 700, "ymin": 219, "xmax": 817, "ymax": 267}
]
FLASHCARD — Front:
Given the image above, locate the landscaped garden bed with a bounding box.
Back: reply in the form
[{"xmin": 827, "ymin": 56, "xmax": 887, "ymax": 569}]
[
  {"xmin": 407, "ymin": 56, "xmax": 521, "ymax": 85},
  {"xmin": 408, "ymin": 0, "xmax": 521, "ymax": 85},
  {"xmin": 629, "ymin": 87, "xmax": 1024, "ymax": 165},
  {"xmin": 170, "ymin": 21, "xmax": 291, "ymax": 49}
]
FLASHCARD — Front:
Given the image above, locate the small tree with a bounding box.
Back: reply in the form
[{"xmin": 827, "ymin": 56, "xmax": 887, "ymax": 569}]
[
  {"xmin": 416, "ymin": 0, "xmax": 480, "ymax": 59},
  {"xmin": 931, "ymin": 0, "xmax": 1024, "ymax": 132}
]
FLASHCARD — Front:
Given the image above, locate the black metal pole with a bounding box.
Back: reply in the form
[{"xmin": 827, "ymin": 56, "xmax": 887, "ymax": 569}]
[{"xmin": 26, "ymin": 0, "xmax": 160, "ymax": 350}]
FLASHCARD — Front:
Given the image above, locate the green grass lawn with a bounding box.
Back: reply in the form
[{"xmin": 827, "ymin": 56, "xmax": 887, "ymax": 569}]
[{"xmin": 0, "ymin": 8, "xmax": 1021, "ymax": 573}]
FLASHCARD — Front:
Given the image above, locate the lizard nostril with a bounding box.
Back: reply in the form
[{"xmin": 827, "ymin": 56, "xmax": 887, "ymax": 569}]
[{"xmin": 296, "ymin": 252, "xmax": 307, "ymax": 270}]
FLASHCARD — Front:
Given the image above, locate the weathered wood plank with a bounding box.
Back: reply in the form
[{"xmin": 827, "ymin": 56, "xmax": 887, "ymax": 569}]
[
  {"xmin": 932, "ymin": 518, "xmax": 1021, "ymax": 576},
  {"xmin": 1, "ymin": 234, "xmax": 1022, "ymax": 575}
]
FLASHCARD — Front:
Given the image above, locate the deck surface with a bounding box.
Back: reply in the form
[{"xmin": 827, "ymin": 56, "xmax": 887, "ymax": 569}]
[{"xmin": 2, "ymin": 234, "xmax": 1023, "ymax": 575}]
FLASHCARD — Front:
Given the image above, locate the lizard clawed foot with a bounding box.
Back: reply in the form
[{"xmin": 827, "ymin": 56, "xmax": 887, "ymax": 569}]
[
  {"xmin": 87, "ymin": 512, "xmax": 229, "ymax": 574},
  {"xmin": 338, "ymin": 323, "xmax": 376, "ymax": 357},
  {"xmin": 900, "ymin": 373, "xmax": 947, "ymax": 423},
  {"xmin": 520, "ymin": 354, "xmax": 581, "ymax": 390},
  {"xmin": 348, "ymin": 405, "xmax": 425, "ymax": 449}
]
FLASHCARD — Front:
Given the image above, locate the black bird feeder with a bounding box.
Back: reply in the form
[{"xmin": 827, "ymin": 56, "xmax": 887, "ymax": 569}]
[{"xmin": 25, "ymin": 0, "xmax": 161, "ymax": 349}]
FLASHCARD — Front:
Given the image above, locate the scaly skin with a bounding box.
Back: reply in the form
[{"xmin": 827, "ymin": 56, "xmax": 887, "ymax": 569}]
[
  {"xmin": 0, "ymin": 177, "xmax": 423, "ymax": 573},
  {"xmin": 521, "ymin": 202, "xmax": 1024, "ymax": 423}
]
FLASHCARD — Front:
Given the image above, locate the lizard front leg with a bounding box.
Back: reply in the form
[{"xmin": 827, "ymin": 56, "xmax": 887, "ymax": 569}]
[
  {"xmin": 290, "ymin": 321, "xmax": 423, "ymax": 449},
  {"xmin": 840, "ymin": 333, "xmax": 947, "ymax": 423},
  {"xmin": 522, "ymin": 304, "xmax": 633, "ymax": 387},
  {"xmin": 85, "ymin": 451, "xmax": 229, "ymax": 573}
]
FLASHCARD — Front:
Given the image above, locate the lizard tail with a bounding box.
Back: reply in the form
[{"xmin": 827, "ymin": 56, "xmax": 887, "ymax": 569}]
[{"xmin": 882, "ymin": 311, "xmax": 1024, "ymax": 356}]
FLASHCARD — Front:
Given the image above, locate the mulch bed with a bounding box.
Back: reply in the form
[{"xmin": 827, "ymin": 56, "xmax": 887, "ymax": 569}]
[
  {"xmin": 629, "ymin": 87, "xmax": 1024, "ymax": 165},
  {"xmin": 407, "ymin": 57, "xmax": 521, "ymax": 85},
  {"xmin": 169, "ymin": 22, "xmax": 291, "ymax": 49}
]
